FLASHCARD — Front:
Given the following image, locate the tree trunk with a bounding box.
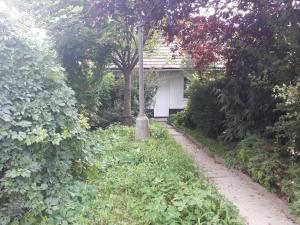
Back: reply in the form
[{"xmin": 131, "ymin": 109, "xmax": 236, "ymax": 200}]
[{"xmin": 123, "ymin": 70, "xmax": 132, "ymax": 125}]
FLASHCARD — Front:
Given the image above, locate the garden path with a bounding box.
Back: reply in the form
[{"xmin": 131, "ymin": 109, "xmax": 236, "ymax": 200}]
[{"xmin": 164, "ymin": 123, "xmax": 299, "ymax": 225}]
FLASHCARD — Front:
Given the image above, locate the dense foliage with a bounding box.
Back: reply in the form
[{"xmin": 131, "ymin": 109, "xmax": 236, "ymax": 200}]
[
  {"xmin": 20, "ymin": 0, "xmax": 161, "ymax": 128},
  {"xmin": 35, "ymin": 1, "xmax": 115, "ymax": 127},
  {"xmin": 166, "ymin": 0, "xmax": 300, "ymax": 145},
  {"xmin": 53, "ymin": 7, "xmax": 113, "ymax": 126},
  {"xmin": 185, "ymin": 77, "xmax": 225, "ymax": 138},
  {"xmin": 0, "ymin": 8, "xmax": 88, "ymax": 224}
]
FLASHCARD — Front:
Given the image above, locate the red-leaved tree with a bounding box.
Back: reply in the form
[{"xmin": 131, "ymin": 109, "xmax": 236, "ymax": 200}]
[
  {"xmin": 165, "ymin": 0, "xmax": 300, "ymax": 75},
  {"xmin": 165, "ymin": 15, "xmax": 230, "ymax": 71},
  {"xmin": 165, "ymin": 0, "xmax": 300, "ymax": 143}
]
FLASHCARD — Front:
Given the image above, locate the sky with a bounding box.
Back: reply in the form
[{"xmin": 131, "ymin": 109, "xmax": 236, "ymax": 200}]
[{"xmin": 0, "ymin": 0, "xmax": 48, "ymax": 42}]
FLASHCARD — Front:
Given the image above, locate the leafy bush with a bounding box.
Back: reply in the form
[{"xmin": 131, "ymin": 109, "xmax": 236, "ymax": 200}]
[
  {"xmin": 74, "ymin": 124, "xmax": 245, "ymax": 225},
  {"xmin": 218, "ymin": 76, "xmax": 280, "ymax": 143},
  {"xmin": 225, "ymin": 136, "xmax": 288, "ymax": 191},
  {"xmin": 272, "ymin": 80, "xmax": 300, "ymax": 155},
  {"xmin": 168, "ymin": 109, "xmax": 195, "ymax": 129},
  {"xmin": 185, "ymin": 78, "xmax": 225, "ymax": 138},
  {"xmin": 0, "ymin": 9, "xmax": 87, "ymax": 223}
]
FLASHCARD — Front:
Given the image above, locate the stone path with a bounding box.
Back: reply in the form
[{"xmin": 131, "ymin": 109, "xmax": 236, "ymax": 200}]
[{"xmin": 165, "ymin": 123, "xmax": 299, "ymax": 225}]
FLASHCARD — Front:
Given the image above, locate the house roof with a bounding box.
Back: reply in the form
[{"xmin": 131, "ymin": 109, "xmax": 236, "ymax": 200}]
[
  {"xmin": 109, "ymin": 43, "xmax": 225, "ymax": 72},
  {"xmin": 109, "ymin": 43, "xmax": 193, "ymax": 71},
  {"xmin": 143, "ymin": 44, "xmax": 193, "ymax": 70}
]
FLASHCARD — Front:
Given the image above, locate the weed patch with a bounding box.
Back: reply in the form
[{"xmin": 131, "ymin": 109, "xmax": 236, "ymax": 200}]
[{"xmin": 75, "ymin": 123, "xmax": 245, "ymax": 225}]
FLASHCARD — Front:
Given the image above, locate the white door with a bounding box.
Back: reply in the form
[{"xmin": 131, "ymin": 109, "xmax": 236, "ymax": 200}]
[
  {"xmin": 154, "ymin": 79, "xmax": 170, "ymax": 117},
  {"xmin": 169, "ymin": 75, "xmax": 185, "ymax": 109}
]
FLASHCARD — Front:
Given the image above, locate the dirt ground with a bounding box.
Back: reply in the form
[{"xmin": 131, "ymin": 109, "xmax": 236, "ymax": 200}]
[{"xmin": 165, "ymin": 124, "xmax": 299, "ymax": 225}]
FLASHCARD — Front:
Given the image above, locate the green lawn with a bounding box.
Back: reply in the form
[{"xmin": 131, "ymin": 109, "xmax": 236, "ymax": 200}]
[{"xmin": 68, "ymin": 123, "xmax": 244, "ymax": 225}]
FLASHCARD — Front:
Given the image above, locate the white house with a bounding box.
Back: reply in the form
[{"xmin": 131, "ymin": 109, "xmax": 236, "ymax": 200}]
[
  {"xmin": 144, "ymin": 45, "xmax": 193, "ymax": 118},
  {"xmin": 110, "ymin": 43, "xmax": 193, "ymax": 118}
]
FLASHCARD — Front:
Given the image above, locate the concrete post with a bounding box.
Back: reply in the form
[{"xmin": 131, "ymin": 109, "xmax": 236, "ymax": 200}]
[{"xmin": 135, "ymin": 19, "xmax": 150, "ymax": 140}]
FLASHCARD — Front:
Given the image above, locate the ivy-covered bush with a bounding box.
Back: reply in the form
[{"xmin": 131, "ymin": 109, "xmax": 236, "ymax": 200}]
[{"xmin": 0, "ymin": 9, "xmax": 87, "ymax": 224}]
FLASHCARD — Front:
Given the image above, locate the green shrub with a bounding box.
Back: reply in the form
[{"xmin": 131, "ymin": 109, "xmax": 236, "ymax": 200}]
[
  {"xmin": 167, "ymin": 114, "xmax": 177, "ymax": 125},
  {"xmin": 186, "ymin": 78, "xmax": 225, "ymax": 138},
  {"xmin": 0, "ymin": 9, "xmax": 87, "ymax": 223},
  {"xmin": 225, "ymin": 136, "xmax": 288, "ymax": 191},
  {"xmin": 169, "ymin": 109, "xmax": 195, "ymax": 129},
  {"xmin": 272, "ymin": 80, "xmax": 300, "ymax": 156},
  {"xmin": 218, "ymin": 76, "xmax": 280, "ymax": 143}
]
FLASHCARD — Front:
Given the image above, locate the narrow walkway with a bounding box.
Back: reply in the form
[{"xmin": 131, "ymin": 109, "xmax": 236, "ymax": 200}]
[{"xmin": 165, "ymin": 124, "xmax": 298, "ymax": 225}]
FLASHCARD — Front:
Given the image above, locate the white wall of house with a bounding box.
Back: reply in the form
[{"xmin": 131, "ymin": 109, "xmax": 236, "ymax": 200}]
[{"xmin": 150, "ymin": 71, "xmax": 185, "ymax": 117}]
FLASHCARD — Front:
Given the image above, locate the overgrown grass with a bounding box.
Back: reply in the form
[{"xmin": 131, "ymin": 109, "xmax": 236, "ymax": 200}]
[
  {"xmin": 71, "ymin": 123, "xmax": 245, "ymax": 225},
  {"xmin": 170, "ymin": 122, "xmax": 300, "ymax": 221}
]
